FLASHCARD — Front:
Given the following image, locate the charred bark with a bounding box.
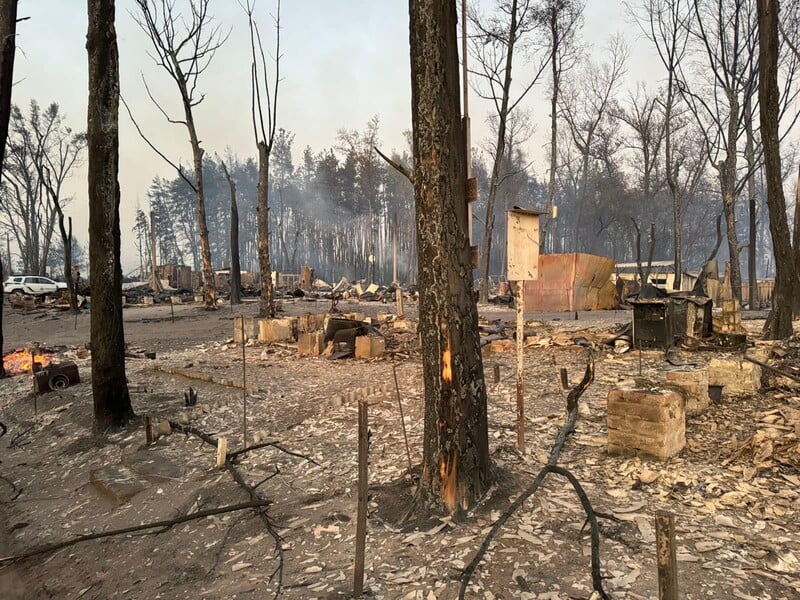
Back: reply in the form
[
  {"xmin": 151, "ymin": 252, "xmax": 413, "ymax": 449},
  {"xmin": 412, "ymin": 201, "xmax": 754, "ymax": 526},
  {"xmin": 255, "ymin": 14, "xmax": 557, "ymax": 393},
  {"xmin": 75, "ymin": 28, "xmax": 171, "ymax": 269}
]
[
  {"xmin": 758, "ymin": 0, "xmax": 795, "ymax": 338},
  {"xmin": 87, "ymin": 0, "xmax": 133, "ymax": 429},
  {"xmin": 221, "ymin": 161, "xmax": 241, "ymax": 305},
  {"xmin": 257, "ymin": 142, "xmax": 274, "ymax": 317},
  {"xmin": 0, "ymin": 0, "xmax": 19, "ymax": 378},
  {"xmin": 410, "ymin": 0, "xmax": 491, "ymax": 515}
]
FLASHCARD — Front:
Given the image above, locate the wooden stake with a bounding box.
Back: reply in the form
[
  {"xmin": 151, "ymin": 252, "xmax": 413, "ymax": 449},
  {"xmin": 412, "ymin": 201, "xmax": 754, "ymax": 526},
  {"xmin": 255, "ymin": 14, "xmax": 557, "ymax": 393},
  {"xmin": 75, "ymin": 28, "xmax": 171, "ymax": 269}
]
[
  {"xmin": 515, "ymin": 280, "xmax": 525, "ymax": 452},
  {"xmin": 655, "ymin": 510, "xmax": 678, "ymax": 600},
  {"xmin": 354, "ymin": 399, "xmax": 369, "ymax": 597},
  {"xmin": 392, "ymin": 364, "xmax": 413, "ymax": 474},
  {"xmin": 493, "ymin": 363, "xmax": 500, "ymax": 384},
  {"xmin": 215, "ymin": 437, "xmax": 228, "ymax": 469},
  {"xmin": 560, "ymin": 367, "xmax": 569, "ymax": 390},
  {"xmin": 170, "ymin": 299, "xmax": 175, "ymax": 323},
  {"xmin": 241, "ymin": 318, "xmax": 247, "ymax": 447},
  {"xmin": 144, "ymin": 415, "xmax": 154, "ymax": 444},
  {"xmin": 396, "ymin": 287, "xmax": 404, "ymax": 317}
]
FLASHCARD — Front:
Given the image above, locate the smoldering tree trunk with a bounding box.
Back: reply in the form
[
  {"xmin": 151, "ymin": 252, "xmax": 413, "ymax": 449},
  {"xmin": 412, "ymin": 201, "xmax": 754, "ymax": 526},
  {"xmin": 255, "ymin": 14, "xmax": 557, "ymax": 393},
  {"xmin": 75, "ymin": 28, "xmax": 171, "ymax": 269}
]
[
  {"xmin": 221, "ymin": 162, "xmax": 241, "ymax": 304},
  {"xmin": 0, "ymin": 0, "xmax": 19, "ymax": 378},
  {"xmin": 758, "ymin": 0, "xmax": 795, "ymax": 339},
  {"xmin": 257, "ymin": 142, "xmax": 274, "ymax": 318},
  {"xmin": 87, "ymin": 0, "xmax": 133, "ymax": 429},
  {"xmin": 410, "ymin": 0, "xmax": 491, "ymax": 515}
]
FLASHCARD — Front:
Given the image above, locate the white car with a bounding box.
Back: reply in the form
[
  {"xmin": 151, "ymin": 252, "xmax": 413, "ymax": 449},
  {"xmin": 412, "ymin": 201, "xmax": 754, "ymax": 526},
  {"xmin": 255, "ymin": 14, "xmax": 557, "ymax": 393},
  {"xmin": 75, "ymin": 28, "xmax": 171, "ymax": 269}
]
[{"xmin": 4, "ymin": 276, "xmax": 68, "ymax": 296}]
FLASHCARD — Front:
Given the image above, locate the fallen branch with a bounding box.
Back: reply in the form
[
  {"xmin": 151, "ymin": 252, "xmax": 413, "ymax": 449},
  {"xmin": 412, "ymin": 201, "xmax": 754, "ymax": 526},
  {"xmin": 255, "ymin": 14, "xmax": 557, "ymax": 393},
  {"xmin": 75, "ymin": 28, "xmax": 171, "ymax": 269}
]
[
  {"xmin": 168, "ymin": 420, "xmax": 285, "ymax": 596},
  {"xmin": 743, "ymin": 354, "xmax": 800, "ymax": 384},
  {"xmin": 228, "ymin": 440, "xmax": 321, "ymax": 466},
  {"xmin": 549, "ymin": 349, "xmax": 594, "ymax": 465},
  {"xmin": 458, "ymin": 465, "xmax": 609, "ymax": 599},
  {"xmin": 0, "ymin": 500, "xmax": 269, "ymax": 564},
  {"xmin": 460, "ymin": 348, "xmax": 607, "ymax": 599}
]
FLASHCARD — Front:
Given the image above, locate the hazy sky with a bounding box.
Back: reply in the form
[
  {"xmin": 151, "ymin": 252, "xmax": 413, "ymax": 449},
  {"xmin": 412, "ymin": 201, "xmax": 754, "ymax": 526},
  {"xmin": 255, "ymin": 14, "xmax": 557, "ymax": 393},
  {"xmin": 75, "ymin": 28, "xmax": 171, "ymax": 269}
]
[{"xmin": 10, "ymin": 0, "xmax": 658, "ymax": 273}]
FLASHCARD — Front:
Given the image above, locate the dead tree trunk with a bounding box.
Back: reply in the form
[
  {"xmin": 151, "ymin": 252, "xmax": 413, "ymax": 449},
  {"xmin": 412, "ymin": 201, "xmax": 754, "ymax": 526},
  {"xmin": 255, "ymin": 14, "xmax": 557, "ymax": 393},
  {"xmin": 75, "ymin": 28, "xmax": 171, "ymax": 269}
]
[
  {"xmin": 87, "ymin": 0, "xmax": 133, "ymax": 429},
  {"xmin": 221, "ymin": 161, "xmax": 241, "ymax": 305},
  {"xmin": 745, "ymin": 93, "xmax": 758, "ymax": 307},
  {"xmin": 257, "ymin": 141, "xmax": 274, "ymax": 317},
  {"xmin": 0, "ymin": 0, "xmax": 19, "ymax": 378},
  {"xmin": 758, "ymin": 0, "xmax": 795, "ymax": 338},
  {"xmin": 410, "ymin": 0, "xmax": 491, "ymax": 515}
]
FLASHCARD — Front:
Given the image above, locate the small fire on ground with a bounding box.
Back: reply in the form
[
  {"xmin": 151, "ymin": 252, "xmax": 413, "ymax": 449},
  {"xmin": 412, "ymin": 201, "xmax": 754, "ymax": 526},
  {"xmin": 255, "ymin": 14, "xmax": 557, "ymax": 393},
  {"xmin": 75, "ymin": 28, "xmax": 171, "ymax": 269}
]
[{"xmin": 3, "ymin": 350, "xmax": 53, "ymax": 375}]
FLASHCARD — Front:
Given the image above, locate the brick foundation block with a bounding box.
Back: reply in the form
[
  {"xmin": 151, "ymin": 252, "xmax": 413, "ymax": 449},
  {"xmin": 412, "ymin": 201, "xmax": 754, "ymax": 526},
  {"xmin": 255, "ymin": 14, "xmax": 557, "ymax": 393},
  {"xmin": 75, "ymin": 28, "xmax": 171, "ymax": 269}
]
[
  {"xmin": 666, "ymin": 368, "xmax": 710, "ymax": 413},
  {"xmin": 607, "ymin": 388, "xmax": 685, "ymax": 460},
  {"xmin": 355, "ymin": 335, "xmax": 385, "ymax": 359},
  {"xmin": 298, "ymin": 331, "xmax": 325, "ymax": 357},
  {"xmin": 707, "ymin": 358, "xmax": 761, "ymax": 396}
]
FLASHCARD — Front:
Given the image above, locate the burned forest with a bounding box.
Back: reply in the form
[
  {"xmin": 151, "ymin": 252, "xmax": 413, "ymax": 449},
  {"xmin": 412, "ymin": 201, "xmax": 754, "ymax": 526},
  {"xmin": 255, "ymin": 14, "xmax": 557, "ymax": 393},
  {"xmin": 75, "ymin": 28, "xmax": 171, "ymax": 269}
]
[{"xmin": 3, "ymin": 1, "xmax": 800, "ymax": 599}]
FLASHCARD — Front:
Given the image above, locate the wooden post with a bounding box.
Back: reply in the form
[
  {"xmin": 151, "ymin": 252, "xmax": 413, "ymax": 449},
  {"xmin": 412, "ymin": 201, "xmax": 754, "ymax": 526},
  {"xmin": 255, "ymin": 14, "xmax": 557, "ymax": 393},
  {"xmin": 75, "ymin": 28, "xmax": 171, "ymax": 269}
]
[
  {"xmin": 241, "ymin": 318, "xmax": 247, "ymax": 446},
  {"xmin": 396, "ymin": 288, "xmax": 404, "ymax": 317},
  {"xmin": 655, "ymin": 510, "xmax": 678, "ymax": 600},
  {"xmin": 560, "ymin": 367, "xmax": 569, "ymax": 390},
  {"xmin": 215, "ymin": 437, "xmax": 228, "ymax": 469},
  {"xmin": 515, "ymin": 280, "xmax": 525, "ymax": 451},
  {"xmin": 493, "ymin": 363, "xmax": 500, "ymax": 384},
  {"xmin": 354, "ymin": 399, "xmax": 369, "ymax": 596},
  {"xmin": 144, "ymin": 415, "xmax": 154, "ymax": 444},
  {"xmin": 392, "ymin": 364, "xmax": 413, "ymax": 474}
]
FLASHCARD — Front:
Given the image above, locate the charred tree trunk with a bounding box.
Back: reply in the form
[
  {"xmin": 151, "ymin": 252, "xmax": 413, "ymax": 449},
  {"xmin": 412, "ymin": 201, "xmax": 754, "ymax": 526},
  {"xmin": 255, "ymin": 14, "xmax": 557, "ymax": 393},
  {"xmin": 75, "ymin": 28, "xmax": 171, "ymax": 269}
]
[
  {"xmin": 257, "ymin": 141, "xmax": 274, "ymax": 317},
  {"xmin": 479, "ymin": 0, "xmax": 518, "ymax": 304},
  {"xmin": 719, "ymin": 90, "xmax": 743, "ymax": 302},
  {"xmin": 55, "ymin": 213, "xmax": 76, "ymax": 313},
  {"xmin": 410, "ymin": 0, "xmax": 491, "ymax": 515},
  {"xmin": 87, "ymin": 0, "xmax": 133, "ymax": 429},
  {"xmin": 0, "ymin": 0, "xmax": 19, "ymax": 379},
  {"xmin": 745, "ymin": 93, "xmax": 758, "ymax": 308},
  {"xmin": 542, "ymin": 11, "xmax": 560, "ymax": 255},
  {"xmin": 188, "ymin": 128, "xmax": 215, "ymax": 308},
  {"xmin": 758, "ymin": 0, "xmax": 795, "ymax": 338},
  {"xmin": 221, "ymin": 162, "xmax": 241, "ymax": 305}
]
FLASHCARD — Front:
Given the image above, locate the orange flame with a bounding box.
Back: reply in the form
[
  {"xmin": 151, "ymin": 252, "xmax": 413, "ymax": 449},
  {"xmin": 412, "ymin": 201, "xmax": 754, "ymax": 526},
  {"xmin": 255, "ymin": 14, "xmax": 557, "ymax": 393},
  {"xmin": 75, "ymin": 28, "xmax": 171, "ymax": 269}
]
[
  {"xmin": 3, "ymin": 350, "xmax": 53, "ymax": 375},
  {"xmin": 442, "ymin": 340, "xmax": 452, "ymax": 383},
  {"xmin": 438, "ymin": 452, "xmax": 458, "ymax": 513}
]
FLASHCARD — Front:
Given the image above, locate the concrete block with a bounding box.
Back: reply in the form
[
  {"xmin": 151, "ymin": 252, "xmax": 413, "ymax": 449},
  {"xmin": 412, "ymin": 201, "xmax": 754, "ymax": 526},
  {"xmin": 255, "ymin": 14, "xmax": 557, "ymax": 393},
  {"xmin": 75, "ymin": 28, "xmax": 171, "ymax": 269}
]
[
  {"xmin": 298, "ymin": 331, "xmax": 325, "ymax": 356},
  {"xmin": 259, "ymin": 317, "xmax": 297, "ymax": 343},
  {"xmin": 707, "ymin": 358, "xmax": 761, "ymax": 395},
  {"xmin": 666, "ymin": 368, "xmax": 710, "ymax": 413},
  {"xmin": 90, "ymin": 465, "xmax": 148, "ymax": 506},
  {"xmin": 355, "ymin": 335, "xmax": 385, "ymax": 359},
  {"xmin": 607, "ymin": 388, "xmax": 685, "ymax": 461},
  {"xmin": 234, "ymin": 316, "xmax": 258, "ymax": 343},
  {"xmin": 142, "ymin": 295, "xmax": 154, "ymax": 305}
]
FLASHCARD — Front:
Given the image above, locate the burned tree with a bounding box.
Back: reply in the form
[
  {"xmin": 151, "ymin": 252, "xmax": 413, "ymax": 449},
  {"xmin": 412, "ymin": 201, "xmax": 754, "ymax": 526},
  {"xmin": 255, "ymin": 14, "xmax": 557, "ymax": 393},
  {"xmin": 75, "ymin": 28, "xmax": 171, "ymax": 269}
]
[
  {"xmin": 410, "ymin": 0, "xmax": 490, "ymax": 514},
  {"xmin": 220, "ymin": 159, "xmax": 241, "ymax": 304},
  {"xmin": 87, "ymin": 0, "xmax": 133, "ymax": 429},
  {"xmin": 535, "ymin": 0, "xmax": 585, "ymax": 254},
  {"xmin": 132, "ymin": 0, "xmax": 225, "ymax": 310},
  {"xmin": 245, "ymin": 0, "xmax": 281, "ymax": 318},
  {"xmin": 758, "ymin": 0, "xmax": 795, "ymax": 338},
  {"xmin": 469, "ymin": 0, "xmax": 549, "ymax": 303},
  {"xmin": 0, "ymin": 0, "xmax": 19, "ymax": 379}
]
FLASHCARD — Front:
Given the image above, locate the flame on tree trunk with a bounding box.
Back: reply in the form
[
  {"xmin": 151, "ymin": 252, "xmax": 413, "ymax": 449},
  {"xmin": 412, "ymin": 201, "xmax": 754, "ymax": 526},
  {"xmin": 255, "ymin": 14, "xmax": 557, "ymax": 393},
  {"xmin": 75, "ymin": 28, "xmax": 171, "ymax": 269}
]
[{"xmin": 410, "ymin": 0, "xmax": 491, "ymax": 516}]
